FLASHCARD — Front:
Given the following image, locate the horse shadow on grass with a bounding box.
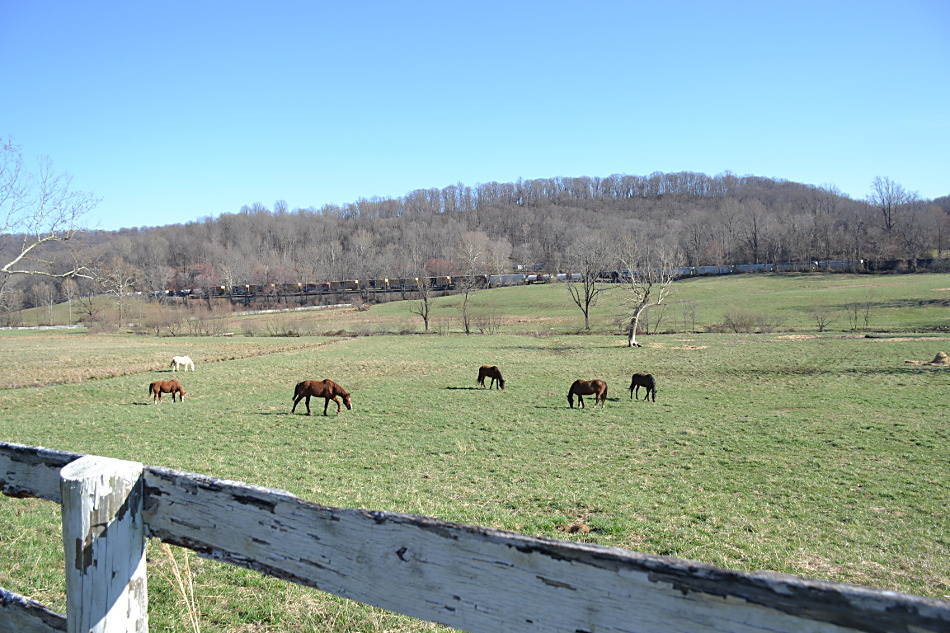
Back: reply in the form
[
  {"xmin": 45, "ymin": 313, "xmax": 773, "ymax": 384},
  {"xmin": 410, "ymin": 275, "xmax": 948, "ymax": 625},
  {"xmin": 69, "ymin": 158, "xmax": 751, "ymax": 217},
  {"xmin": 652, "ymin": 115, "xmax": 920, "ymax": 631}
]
[
  {"xmin": 533, "ymin": 396, "xmax": 619, "ymax": 410},
  {"xmin": 444, "ymin": 386, "xmax": 482, "ymax": 391}
]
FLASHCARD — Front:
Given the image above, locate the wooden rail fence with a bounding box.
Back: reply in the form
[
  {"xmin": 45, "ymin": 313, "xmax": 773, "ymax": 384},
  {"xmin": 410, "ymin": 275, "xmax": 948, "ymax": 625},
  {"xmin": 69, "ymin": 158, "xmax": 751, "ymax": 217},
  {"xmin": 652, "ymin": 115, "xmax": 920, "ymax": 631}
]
[{"xmin": 1, "ymin": 441, "xmax": 948, "ymax": 633}]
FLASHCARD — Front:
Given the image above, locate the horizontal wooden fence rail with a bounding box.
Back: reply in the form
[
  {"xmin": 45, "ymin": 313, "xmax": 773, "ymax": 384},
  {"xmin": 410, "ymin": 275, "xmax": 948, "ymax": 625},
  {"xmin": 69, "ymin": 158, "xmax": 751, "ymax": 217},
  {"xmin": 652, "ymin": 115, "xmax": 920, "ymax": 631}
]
[{"xmin": 2, "ymin": 441, "xmax": 949, "ymax": 633}]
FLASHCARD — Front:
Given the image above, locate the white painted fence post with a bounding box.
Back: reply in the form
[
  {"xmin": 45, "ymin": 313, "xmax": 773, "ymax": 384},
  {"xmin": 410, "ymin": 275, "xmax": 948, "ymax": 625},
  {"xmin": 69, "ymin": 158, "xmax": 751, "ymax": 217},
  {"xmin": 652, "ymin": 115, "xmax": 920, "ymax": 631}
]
[{"xmin": 60, "ymin": 456, "xmax": 148, "ymax": 633}]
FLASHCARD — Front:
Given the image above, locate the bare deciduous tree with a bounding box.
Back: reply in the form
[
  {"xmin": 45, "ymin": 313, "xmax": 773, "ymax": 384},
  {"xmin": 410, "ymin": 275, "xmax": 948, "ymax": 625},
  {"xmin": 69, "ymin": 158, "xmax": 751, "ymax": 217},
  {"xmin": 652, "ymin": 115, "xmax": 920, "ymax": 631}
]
[
  {"xmin": 453, "ymin": 231, "xmax": 491, "ymax": 334},
  {"xmin": 564, "ymin": 233, "xmax": 614, "ymax": 331},
  {"xmin": 0, "ymin": 141, "xmax": 98, "ymax": 298},
  {"xmin": 618, "ymin": 240, "xmax": 680, "ymax": 347},
  {"xmin": 409, "ymin": 276, "xmax": 433, "ymax": 332},
  {"xmin": 868, "ymin": 176, "xmax": 918, "ymax": 235},
  {"xmin": 96, "ymin": 257, "xmax": 140, "ymax": 324}
]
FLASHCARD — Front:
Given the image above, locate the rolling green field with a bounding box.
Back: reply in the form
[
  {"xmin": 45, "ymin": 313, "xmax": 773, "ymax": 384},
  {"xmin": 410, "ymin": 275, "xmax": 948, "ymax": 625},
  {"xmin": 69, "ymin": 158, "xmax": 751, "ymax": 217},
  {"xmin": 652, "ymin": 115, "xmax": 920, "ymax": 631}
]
[
  {"xmin": 15, "ymin": 272, "xmax": 950, "ymax": 336},
  {"xmin": 1, "ymin": 273, "xmax": 948, "ymax": 632}
]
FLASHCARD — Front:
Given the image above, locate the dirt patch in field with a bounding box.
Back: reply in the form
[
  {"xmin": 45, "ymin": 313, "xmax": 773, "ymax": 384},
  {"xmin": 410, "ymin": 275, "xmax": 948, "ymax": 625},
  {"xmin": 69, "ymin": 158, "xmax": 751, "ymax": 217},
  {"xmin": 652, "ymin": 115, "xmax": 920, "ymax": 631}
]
[{"xmin": 776, "ymin": 335, "xmax": 821, "ymax": 340}]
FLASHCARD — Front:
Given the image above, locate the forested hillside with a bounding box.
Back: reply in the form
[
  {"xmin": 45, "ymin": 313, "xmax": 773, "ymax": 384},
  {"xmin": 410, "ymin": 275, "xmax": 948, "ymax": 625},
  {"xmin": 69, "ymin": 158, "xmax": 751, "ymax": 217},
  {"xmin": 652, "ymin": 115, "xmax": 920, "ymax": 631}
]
[{"xmin": 2, "ymin": 171, "xmax": 948, "ymax": 320}]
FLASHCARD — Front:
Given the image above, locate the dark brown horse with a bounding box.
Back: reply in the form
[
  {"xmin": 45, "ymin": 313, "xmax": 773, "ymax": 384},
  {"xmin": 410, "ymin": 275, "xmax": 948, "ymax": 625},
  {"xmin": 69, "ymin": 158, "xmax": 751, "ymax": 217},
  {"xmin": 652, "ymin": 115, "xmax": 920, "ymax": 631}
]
[
  {"xmin": 292, "ymin": 379, "xmax": 352, "ymax": 416},
  {"xmin": 477, "ymin": 365, "xmax": 505, "ymax": 390},
  {"xmin": 149, "ymin": 380, "xmax": 185, "ymax": 403},
  {"xmin": 568, "ymin": 379, "xmax": 607, "ymax": 409},
  {"xmin": 628, "ymin": 372, "xmax": 657, "ymax": 402}
]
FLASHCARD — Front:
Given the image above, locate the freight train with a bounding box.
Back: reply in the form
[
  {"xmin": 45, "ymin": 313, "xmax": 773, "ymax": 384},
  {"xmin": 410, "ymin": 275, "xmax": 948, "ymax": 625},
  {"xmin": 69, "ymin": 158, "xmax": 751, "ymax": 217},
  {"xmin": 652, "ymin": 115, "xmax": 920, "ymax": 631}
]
[{"xmin": 166, "ymin": 259, "xmax": 877, "ymax": 299}]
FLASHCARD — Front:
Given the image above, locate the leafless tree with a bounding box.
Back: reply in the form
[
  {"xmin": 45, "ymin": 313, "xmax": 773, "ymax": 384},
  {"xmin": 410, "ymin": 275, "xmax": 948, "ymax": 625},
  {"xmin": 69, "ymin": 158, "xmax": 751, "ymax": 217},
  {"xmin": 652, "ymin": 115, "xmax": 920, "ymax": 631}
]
[
  {"xmin": 453, "ymin": 231, "xmax": 490, "ymax": 334},
  {"xmin": 564, "ymin": 232, "xmax": 614, "ymax": 331},
  {"xmin": 811, "ymin": 302, "xmax": 838, "ymax": 332},
  {"xmin": 0, "ymin": 141, "xmax": 99, "ymax": 300},
  {"xmin": 618, "ymin": 239, "xmax": 680, "ymax": 347},
  {"xmin": 95, "ymin": 256, "xmax": 140, "ymax": 324},
  {"xmin": 61, "ymin": 277, "xmax": 78, "ymax": 325},
  {"xmin": 27, "ymin": 280, "xmax": 52, "ymax": 324},
  {"xmin": 868, "ymin": 176, "xmax": 919, "ymax": 235}
]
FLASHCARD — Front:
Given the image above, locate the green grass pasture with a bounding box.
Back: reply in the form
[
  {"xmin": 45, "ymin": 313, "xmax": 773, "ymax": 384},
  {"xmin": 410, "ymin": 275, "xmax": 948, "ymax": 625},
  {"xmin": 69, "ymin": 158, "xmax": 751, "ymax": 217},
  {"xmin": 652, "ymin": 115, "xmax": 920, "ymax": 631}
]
[
  {"xmin": 349, "ymin": 272, "xmax": 950, "ymax": 334},
  {"xmin": 15, "ymin": 273, "xmax": 950, "ymax": 336},
  {"xmin": 0, "ymin": 328, "xmax": 947, "ymax": 631}
]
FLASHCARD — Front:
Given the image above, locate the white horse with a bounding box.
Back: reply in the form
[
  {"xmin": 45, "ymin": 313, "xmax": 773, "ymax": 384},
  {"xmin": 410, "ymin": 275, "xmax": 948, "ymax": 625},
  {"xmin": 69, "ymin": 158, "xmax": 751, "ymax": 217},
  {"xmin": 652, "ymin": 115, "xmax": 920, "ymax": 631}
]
[{"xmin": 170, "ymin": 355, "xmax": 195, "ymax": 371}]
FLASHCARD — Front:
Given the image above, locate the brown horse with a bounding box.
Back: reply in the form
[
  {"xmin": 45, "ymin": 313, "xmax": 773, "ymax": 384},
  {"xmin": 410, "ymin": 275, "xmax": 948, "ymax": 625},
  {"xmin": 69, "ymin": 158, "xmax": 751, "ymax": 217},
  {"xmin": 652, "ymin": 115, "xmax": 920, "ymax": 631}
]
[
  {"xmin": 628, "ymin": 372, "xmax": 657, "ymax": 402},
  {"xmin": 292, "ymin": 379, "xmax": 352, "ymax": 416},
  {"xmin": 477, "ymin": 365, "xmax": 505, "ymax": 390},
  {"xmin": 568, "ymin": 379, "xmax": 607, "ymax": 409},
  {"xmin": 149, "ymin": 380, "xmax": 185, "ymax": 403}
]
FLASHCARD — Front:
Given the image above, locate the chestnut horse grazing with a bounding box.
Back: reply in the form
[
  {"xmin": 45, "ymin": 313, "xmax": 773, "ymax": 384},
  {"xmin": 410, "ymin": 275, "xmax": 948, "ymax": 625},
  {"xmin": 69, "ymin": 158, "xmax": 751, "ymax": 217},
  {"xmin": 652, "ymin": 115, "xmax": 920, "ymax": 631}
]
[
  {"xmin": 568, "ymin": 379, "xmax": 608, "ymax": 409},
  {"xmin": 170, "ymin": 355, "xmax": 195, "ymax": 371},
  {"xmin": 149, "ymin": 380, "xmax": 185, "ymax": 403},
  {"xmin": 292, "ymin": 379, "xmax": 352, "ymax": 416},
  {"xmin": 628, "ymin": 372, "xmax": 657, "ymax": 402},
  {"xmin": 477, "ymin": 365, "xmax": 505, "ymax": 390}
]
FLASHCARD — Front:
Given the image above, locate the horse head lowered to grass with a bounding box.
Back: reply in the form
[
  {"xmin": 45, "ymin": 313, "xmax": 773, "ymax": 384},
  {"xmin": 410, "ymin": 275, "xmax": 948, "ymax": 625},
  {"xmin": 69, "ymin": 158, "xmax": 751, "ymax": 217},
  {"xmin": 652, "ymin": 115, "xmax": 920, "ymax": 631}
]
[
  {"xmin": 291, "ymin": 379, "xmax": 352, "ymax": 416},
  {"xmin": 149, "ymin": 380, "xmax": 185, "ymax": 403},
  {"xmin": 170, "ymin": 356, "xmax": 195, "ymax": 371},
  {"xmin": 628, "ymin": 372, "xmax": 657, "ymax": 402},
  {"xmin": 568, "ymin": 379, "xmax": 607, "ymax": 409},
  {"xmin": 477, "ymin": 365, "xmax": 505, "ymax": 390}
]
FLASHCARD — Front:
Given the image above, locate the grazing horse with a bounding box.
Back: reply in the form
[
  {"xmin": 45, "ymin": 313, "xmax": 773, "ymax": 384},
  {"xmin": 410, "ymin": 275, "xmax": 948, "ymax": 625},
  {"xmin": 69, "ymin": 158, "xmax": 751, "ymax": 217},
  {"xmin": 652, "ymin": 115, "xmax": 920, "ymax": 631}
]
[
  {"xmin": 567, "ymin": 379, "xmax": 608, "ymax": 409},
  {"xmin": 477, "ymin": 365, "xmax": 505, "ymax": 390},
  {"xmin": 149, "ymin": 380, "xmax": 185, "ymax": 403},
  {"xmin": 170, "ymin": 355, "xmax": 195, "ymax": 371},
  {"xmin": 628, "ymin": 372, "xmax": 657, "ymax": 402},
  {"xmin": 292, "ymin": 379, "xmax": 352, "ymax": 416}
]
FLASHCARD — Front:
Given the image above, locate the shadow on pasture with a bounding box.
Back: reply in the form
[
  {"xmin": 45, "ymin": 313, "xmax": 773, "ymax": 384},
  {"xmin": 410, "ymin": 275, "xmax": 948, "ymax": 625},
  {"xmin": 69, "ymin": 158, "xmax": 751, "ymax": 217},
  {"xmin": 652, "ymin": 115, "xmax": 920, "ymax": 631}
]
[{"xmin": 444, "ymin": 386, "xmax": 482, "ymax": 391}]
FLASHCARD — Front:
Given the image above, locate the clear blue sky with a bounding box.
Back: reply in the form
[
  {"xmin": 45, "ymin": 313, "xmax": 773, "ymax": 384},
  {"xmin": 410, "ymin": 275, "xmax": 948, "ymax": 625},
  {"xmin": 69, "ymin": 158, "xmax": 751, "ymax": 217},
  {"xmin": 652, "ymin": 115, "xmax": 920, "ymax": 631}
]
[{"xmin": 2, "ymin": 1, "xmax": 948, "ymax": 231}]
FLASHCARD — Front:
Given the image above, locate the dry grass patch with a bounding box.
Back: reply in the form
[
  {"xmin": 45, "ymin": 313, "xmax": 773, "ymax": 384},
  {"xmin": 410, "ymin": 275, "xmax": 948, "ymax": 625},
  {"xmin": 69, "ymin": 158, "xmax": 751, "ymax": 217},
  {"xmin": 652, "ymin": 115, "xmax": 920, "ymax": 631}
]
[{"xmin": 0, "ymin": 333, "xmax": 348, "ymax": 390}]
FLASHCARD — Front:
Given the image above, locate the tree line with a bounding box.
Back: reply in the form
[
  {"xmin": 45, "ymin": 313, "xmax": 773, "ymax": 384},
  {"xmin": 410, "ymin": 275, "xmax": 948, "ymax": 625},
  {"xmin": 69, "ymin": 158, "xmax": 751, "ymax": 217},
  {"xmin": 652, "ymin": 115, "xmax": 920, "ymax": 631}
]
[{"xmin": 1, "ymin": 140, "xmax": 948, "ymax": 327}]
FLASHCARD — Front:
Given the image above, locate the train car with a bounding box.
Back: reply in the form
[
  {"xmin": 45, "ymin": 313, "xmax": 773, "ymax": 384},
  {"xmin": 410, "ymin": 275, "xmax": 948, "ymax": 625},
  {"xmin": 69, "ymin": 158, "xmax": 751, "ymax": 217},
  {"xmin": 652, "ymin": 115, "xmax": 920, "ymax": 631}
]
[
  {"xmin": 365, "ymin": 279, "xmax": 390, "ymax": 291},
  {"xmin": 487, "ymin": 273, "xmax": 526, "ymax": 287}
]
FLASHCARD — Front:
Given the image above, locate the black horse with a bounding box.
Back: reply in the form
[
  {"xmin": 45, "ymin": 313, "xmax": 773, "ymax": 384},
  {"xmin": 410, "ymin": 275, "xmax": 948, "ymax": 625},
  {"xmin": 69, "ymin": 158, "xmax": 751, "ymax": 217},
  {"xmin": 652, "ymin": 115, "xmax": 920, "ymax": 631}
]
[
  {"xmin": 477, "ymin": 365, "xmax": 505, "ymax": 390},
  {"xmin": 628, "ymin": 373, "xmax": 656, "ymax": 402}
]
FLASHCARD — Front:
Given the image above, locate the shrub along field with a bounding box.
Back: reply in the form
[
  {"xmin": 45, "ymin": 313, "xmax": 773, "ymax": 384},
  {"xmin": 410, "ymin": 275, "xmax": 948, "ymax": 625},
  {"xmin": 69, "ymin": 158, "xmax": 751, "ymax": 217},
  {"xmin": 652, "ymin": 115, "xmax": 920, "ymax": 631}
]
[{"xmin": 0, "ymin": 273, "xmax": 947, "ymax": 632}]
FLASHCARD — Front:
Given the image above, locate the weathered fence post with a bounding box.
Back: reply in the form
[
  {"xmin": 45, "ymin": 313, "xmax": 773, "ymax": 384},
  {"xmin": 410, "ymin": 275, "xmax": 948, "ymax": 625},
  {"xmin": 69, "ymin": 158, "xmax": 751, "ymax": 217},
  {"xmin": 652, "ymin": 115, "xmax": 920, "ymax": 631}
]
[{"xmin": 60, "ymin": 456, "xmax": 148, "ymax": 633}]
